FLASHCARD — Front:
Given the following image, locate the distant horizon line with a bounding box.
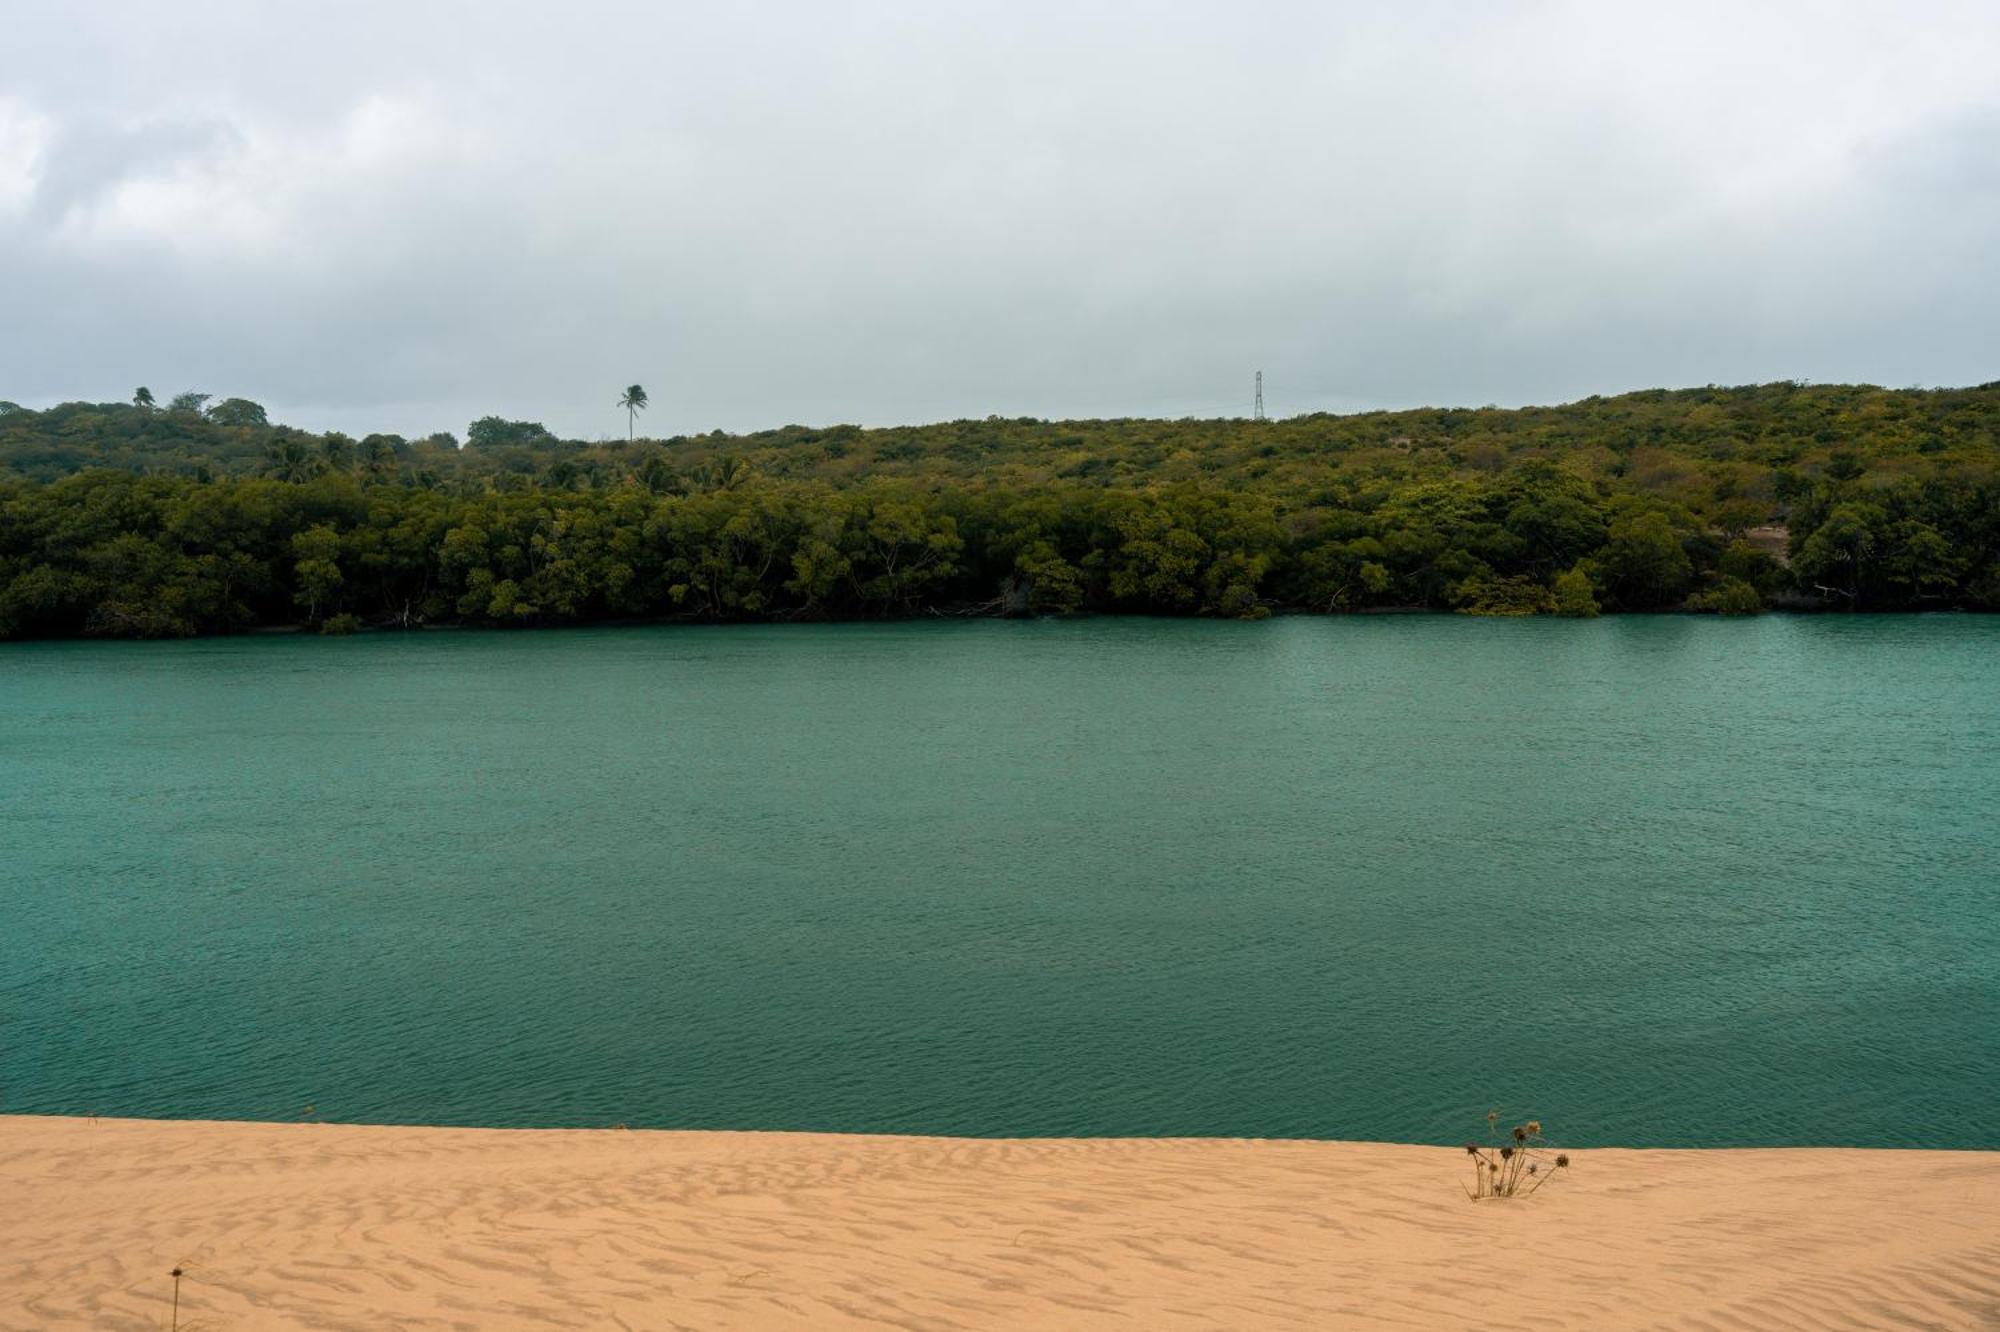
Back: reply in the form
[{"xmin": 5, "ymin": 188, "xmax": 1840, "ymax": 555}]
[{"xmin": 5, "ymin": 375, "xmax": 1997, "ymax": 445}]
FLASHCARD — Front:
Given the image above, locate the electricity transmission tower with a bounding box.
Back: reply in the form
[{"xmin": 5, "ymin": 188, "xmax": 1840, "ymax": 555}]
[{"xmin": 1254, "ymin": 370, "xmax": 1266, "ymax": 422}]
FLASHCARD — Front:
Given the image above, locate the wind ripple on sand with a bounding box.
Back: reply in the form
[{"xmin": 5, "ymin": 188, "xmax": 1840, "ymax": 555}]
[{"xmin": 3, "ymin": 1117, "xmax": 1997, "ymax": 1330}]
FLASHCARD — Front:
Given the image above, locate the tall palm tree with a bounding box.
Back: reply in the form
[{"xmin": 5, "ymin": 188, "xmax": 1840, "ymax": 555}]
[
  {"xmin": 617, "ymin": 384, "xmax": 649, "ymax": 441},
  {"xmin": 133, "ymin": 386, "xmax": 155, "ymax": 410}
]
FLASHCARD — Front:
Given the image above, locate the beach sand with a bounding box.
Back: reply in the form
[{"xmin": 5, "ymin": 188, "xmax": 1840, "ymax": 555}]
[{"xmin": 3, "ymin": 1115, "xmax": 1996, "ymax": 1330}]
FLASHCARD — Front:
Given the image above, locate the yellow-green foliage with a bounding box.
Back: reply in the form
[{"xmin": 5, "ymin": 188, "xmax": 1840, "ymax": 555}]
[
  {"xmin": 2, "ymin": 381, "xmax": 1998, "ymax": 637},
  {"xmin": 1687, "ymin": 577, "xmax": 1765, "ymax": 615},
  {"xmin": 1552, "ymin": 567, "xmax": 1601, "ymax": 617}
]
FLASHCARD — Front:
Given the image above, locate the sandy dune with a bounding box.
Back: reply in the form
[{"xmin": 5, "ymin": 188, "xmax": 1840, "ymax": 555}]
[{"xmin": 3, "ymin": 1116, "xmax": 1997, "ymax": 1330}]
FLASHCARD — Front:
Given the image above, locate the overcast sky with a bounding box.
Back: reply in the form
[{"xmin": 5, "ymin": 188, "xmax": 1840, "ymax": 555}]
[{"xmin": 3, "ymin": 1, "xmax": 1997, "ymax": 439}]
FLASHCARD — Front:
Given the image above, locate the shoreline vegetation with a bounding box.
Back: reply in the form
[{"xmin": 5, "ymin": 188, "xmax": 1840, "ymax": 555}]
[
  {"xmin": 4, "ymin": 380, "xmax": 1998, "ymax": 639},
  {"xmin": 5, "ymin": 1116, "xmax": 1997, "ymax": 1331}
]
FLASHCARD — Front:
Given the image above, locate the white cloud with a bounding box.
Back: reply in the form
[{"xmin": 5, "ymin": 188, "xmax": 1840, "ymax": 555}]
[
  {"xmin": 49, "ymin": 94, "xmax": 482, "ymax": 259},
  {"xmin": 0, "ymin": 97, "xmax": 51, "ymax": 214},
  {"xmin": 1, "ymin": 0, "xmax": 1997, "ymax": 436}
]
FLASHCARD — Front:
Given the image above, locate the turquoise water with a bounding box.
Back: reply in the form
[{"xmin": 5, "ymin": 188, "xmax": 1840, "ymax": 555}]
[{"xmin": 2, "ymin": 617, "xmax": 1995, "ymax": 1147}]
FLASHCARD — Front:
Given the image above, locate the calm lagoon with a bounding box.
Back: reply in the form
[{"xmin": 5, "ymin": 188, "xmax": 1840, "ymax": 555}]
[{"xmin": 3, "ymin": 616, "xmax": 1995, "ymax": 1146}]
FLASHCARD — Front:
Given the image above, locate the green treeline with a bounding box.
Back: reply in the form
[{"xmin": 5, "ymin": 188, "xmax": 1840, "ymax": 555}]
[{"xmin": 1, "ymin": 381, "xmax": 1997, "ymax": 637}]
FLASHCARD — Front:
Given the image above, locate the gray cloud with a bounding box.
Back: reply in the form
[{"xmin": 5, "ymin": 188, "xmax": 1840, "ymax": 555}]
[{"xmin": 3, "ymin": 0, "xmax": 1998, "ymax": 439}]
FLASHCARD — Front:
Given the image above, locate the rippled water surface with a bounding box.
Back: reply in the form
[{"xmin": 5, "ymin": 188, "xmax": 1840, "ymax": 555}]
[{"xmin": 3, "ymin": 617, "xmax": 1996, "ymax": 1146}]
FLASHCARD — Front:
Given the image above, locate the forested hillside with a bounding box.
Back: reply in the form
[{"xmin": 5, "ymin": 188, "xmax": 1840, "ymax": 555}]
[{"xmin": 2, "ymin": 381, "xmax": 1997, "ymax": 637}]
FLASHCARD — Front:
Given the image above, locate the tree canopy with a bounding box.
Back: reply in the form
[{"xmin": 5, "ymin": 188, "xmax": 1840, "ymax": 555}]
[{"xmin": 2, "ymin": 381, "xmax": 1996, "ymax": 637}]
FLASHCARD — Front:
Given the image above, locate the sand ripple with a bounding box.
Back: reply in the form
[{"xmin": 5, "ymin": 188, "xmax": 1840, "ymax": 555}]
[{"xmin": 3, "ymin": 1116, "xmax": 1997, "ymax": 1330}]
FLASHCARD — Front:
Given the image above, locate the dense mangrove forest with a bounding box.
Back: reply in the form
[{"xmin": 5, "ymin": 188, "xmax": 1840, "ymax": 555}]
[{"xmin": 2, "ymin": 381, "xmax": 1997, "ymax": 637}]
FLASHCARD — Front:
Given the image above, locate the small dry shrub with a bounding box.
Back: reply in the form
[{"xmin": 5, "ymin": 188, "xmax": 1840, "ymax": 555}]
[{"xmin": 1462, "ymin": 1110, "xmax": 1570, "ymax": 1200}]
